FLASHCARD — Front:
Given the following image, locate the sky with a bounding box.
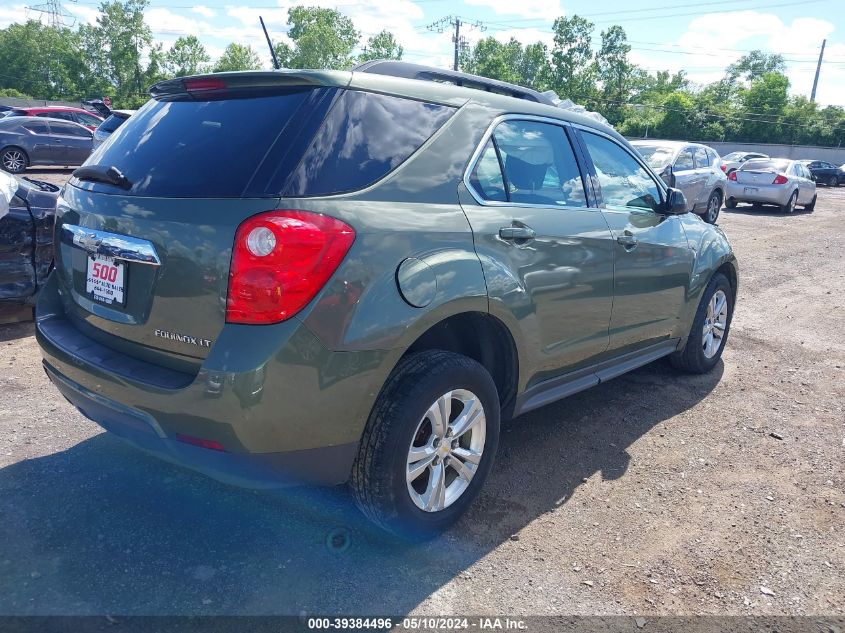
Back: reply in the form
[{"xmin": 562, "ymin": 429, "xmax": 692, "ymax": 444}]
[{"xmin": 1, "ymin": 0, "xmax": 844, "ymax": 106}]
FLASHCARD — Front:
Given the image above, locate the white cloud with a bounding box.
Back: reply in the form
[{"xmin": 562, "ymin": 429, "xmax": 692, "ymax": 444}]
[
  {"xmin": 463, "ymin": 0, "xmax": 563, "ymax": 20},
  {"xmin": 0, "ymin": 5, "xmax": 27, "ymax": 29},
  {"xmin": 191, "ymin": 5, "xmax": 216, "ymax": 19},
  {"xmin": 629, "ymin": 11, "xmax": 845, "ymax": 106}
]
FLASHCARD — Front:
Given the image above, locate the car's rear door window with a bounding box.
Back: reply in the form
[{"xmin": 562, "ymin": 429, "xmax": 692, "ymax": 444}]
[
  {"xmin": 491, "ymin": 120, "xmax": 587, "ymax": 207},
  {"xmin": 468, "ymin": 140, "xmax": 508, "ymax": 202},
  {"xmin": 581, "ymin": 131, "xmax": 661, "ymax": 211}
]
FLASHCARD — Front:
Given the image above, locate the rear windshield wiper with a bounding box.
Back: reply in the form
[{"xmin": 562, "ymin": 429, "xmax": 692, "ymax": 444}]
[{"xmin": 72, "ymin": 165, "xmax": 132, "ymax": 190}]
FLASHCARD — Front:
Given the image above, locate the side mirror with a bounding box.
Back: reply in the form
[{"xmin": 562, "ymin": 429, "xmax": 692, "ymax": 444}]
[
  {"xmin": 659, "ymin": 164, "xmax": 676, "ymax": 187},
  {"xmin": 663, "ymin": 187, "xmax": 688, "ymax": 215}
]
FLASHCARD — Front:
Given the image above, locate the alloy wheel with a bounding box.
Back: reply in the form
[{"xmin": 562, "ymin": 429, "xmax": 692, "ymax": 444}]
[
  {"xmin": 2, "ymin": 150, "xmax": 24, "ymax": 173},
  {"xmin": 702, "ymin": 289, "xmax": 728, "ymax": 359},
  {"xmin": 706, "ymin": 192, "xmax": 720, "ymax": 223},
  {"xmin": 406, "ymin": 389, "xmax": 486, "ymax": 513}
]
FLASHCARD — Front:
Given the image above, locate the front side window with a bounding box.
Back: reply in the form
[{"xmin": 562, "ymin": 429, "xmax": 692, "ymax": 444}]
[
  {"xmin": 50, "ymin": 122, "xmax": 90, "ymax": 138},
  {"xmin": 674, "ymin": 148, "xmax": 695, "ymax": 171},
  {"xmin": 484, "ymin": 120, "xmax": 587, "ymax": 207},
  {"xmin": 22, "ymin": 122, "xmax": 49, "ymax": 135},
  {"xmin": 634, "ymin": 145, "xmax": 676, "ymax": 170},
  {"xmin": 694, "ymin": 147, "xmax": 709, "ymax": 168},
  {"xmin": 581, "ymin": 131, "xmax": 661, "ymax": 212}
]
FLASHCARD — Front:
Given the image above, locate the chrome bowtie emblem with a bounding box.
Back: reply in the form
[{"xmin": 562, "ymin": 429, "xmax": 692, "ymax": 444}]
[{"xmin": 75, "ymin": 232, "xmax": 103, "ymax": 253}]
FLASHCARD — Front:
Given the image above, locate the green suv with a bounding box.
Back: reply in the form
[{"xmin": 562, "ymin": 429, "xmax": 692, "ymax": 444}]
[{"xmin": 36, "ymin": 62, "xmax": 737, "ymax": 536}]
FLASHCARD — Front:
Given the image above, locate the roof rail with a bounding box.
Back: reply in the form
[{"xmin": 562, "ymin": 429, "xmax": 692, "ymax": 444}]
[{"xmin": 353, "ymin": 60, "xmax": 555, "ymax": 106}]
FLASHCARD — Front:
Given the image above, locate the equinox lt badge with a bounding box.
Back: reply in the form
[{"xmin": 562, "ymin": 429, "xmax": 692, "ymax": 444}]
[{"xmin": 154, "ymin": 329, "xmax": 212, "ymax": 348}]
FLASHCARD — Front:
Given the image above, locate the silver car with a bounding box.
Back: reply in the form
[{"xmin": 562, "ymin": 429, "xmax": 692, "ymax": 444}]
[
  {"xmin": 725, "ymin": 158, "xmax": 816, "ymax": 213},
  {"xmin": 92, "ymin": 110, "xmax": 136, "ymax": 149},
  {"xmin": 632, "ymin": 140, "xmax": 727, "ymax": 224},
  {"xmin": 720, "ymin": 151, "xmax": 769, "ymax": 175}
]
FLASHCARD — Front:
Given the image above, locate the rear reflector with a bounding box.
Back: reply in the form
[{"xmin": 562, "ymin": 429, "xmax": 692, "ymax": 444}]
[
  {"xmin": 773, "ymin": 174, "xmax": 789, "ymax": 185},
  {"xmin": 175, "ymin": 433, "xmax": 227, "ymax": 452},
  {"xmin": 226, "ymin": 210, "xmax": 356, "ymax": 325},
  {"xmin": 728, "ymin": 171, "xmax": 737, "ymax": 181},
  {"xmin": 184, "ymin": 77, "xmax": 227, "ymax": 92}
]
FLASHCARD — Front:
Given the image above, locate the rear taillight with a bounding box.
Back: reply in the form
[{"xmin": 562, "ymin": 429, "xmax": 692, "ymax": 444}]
[
  {"xmin": 226, "ymin": 210, "xmax": 355, "ymax": 325},
  {"xmin": 720, "ymin": 164, "xmax": 727, "ymax": 172},
  {"xmin": 773, "ymin": 174, "xmax": 789, "ymax": 185},
  {"xmin": 728, "ymin": 171, "xmax": 737, "ymax": 181}
]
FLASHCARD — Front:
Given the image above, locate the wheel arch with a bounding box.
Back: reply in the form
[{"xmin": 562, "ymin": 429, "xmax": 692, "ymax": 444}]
[{"xmin": 400, "ymin": 311, "xmax": 520, "ymax": 420}]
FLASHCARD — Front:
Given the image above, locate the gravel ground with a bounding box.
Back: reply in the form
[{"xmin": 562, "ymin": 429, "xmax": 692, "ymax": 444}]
[{"xmin": 0, "ymin": 168, "xmax": 842, "ymax": 617}]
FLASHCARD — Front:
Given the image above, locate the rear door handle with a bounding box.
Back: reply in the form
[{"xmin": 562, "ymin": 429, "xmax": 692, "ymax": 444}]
[
  {"xmin": 499, "ymin": 226, "xmax": 536, "ymax": 241},
  {"xmin": 617, "ymin": 232, "xmax": 638, "ymax": 249}
]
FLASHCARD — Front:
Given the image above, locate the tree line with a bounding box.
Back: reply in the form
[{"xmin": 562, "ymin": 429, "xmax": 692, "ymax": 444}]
[{"xmin": 0, "ymin": 0, "xmax": 843, "ymax": 147}]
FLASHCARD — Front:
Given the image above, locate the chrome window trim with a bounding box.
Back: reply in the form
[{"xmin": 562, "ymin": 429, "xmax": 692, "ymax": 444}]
[{"xmin": 462, "ymin": 113, "xmax": 595, "ymax": 211}]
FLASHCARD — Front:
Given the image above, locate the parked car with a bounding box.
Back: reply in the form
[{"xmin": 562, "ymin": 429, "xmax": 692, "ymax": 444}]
[
  {"xmin": 0, "ymin": 116, "xmax": 93, "ymax": 174},
  {"xmin": 798, "ymin": 160, "xmax": 845, "ymax": 187},
  {"xmin": 631, "ymin": 140, "xmax": 727, "ymax": 224},
  {"xmin": 35, "ymin": 64, "xmax": 738, "ymax": 537},
  {"xmin": 725, "ymin": 158, "xmax": 816, "ymax": 213},
  {"xmin": 92, "ymin": 110, "xmax": 136, "ymax": 149},
  {"xmin": 0, "ymin": 170, "xmax": 59, "ymax": 315},
  {"xmin": 4, "ymin": 106, "xmax": 103, "ymax": 130},
  {"xmin": 719, "ymin": 151, "xmax": 769, "ymax": 175}
]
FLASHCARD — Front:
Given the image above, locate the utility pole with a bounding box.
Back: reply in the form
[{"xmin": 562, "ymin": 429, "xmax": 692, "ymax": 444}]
[
  {"xmin": 427, "ymin": 16, "xmax": 485, "ymax": 72},
  {"xmin": 811, "ymin": 39, "xmax": 826, "ymax": 103},
  {"xmin": 26, "ymin": 0, "xmax": 76, "ymax": 27}
]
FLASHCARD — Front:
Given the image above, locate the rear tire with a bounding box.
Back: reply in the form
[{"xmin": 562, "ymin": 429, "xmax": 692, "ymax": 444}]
[
  {"xmin": 0, "ymin": 147, "xmax": 28, "ymax": 174},
  {"xmin": 804, "ymin": 194, "xmax": 817, "ymax": 212},
  {"xmin": 351, "ymin": 350, "xmax": 500, "ymax": 539},
  {"xmin": 780, "ymin": 190, "xmax": 798, "ymax": 213},
  {"xmin": 670, "ymin": 272, "xmax": 733, "ymax": 374},
  {"xmin": 725, "ymin": 197, "xmax": 737, "ymax": 209}
]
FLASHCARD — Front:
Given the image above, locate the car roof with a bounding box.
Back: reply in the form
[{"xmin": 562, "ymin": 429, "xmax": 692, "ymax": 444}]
[
  {"xmin": 154, "ymin": 67, "xmax": 623, "ymax": 142},
  {"xmin": 0, "ymin": 115, "xmax": 88, "ymax": 127}
]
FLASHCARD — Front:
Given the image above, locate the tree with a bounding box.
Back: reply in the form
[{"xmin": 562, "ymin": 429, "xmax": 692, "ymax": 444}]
[
  {"xmin": 166, "ymin": 35, "xmax": 210, "ymax": 77},
  {"xmin": 595, "ymin": 25, "xmax": 633, "ymax": 124},
  {"xmin": 550, "ymin": 15, "xmax": 594, "ymax": 102},
  {"xmin": 80, "ymin": 0, "xmax": 154, "ymax": 101},
  {"xmin": 737, "ymin": 71, "xmax": 789, "ymax": 143},
  {"xmin": 461, "ymin": 37, "xmax": 550, "ymax": 90},
  {"xmin": 285, "ymin": 6, "xmax": 359, "ymax": 70},
  {"xmin": 213, "ymin": 43, "xmax": 262, "ymax": 72},
  {"xmin": 359, "ymin": 30, "xmax": 403, "ymax": 62},
  {"xmin": 726, "ymin": 51, "xmax": 786, "ymax": 84}
]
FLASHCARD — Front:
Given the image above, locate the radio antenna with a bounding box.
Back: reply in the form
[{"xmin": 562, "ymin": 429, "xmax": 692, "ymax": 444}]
[{"xmin": 260, "ymin": 16, "xmax": 280, "ymax": 70}]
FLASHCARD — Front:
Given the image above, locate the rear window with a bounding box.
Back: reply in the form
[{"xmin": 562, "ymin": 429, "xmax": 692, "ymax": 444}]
[
  {"xmin": 98, "ymin": 113, "xmax": 128, "ymax": 134},
  {"xmin": 634, "ymin": 145, "xmax": 676, "ymax": 169},
  {"xmin": 77, "ymin": 88, "xmax": 455, "ymax": 198},
  {"xmin": 740, "ymin": 159, "xmax": 789, "ymax": 171}
]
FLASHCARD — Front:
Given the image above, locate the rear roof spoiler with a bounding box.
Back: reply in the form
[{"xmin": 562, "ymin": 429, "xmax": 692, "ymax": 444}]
[{"xmin": 149, "ymin": 70, "xmax": 351, "ymax": 98}]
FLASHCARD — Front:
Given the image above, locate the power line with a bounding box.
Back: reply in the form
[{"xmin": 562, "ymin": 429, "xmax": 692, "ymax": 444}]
[
  {"xmin": 26, "ymin": 0, "xmax": 77, "ymax": 27},
  {"xmin": 426, "ymin": 15, "xmax": 485, "ymax": 71}
]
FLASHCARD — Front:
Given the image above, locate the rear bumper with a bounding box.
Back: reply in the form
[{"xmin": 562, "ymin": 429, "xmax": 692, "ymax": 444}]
[
  {"xmin": 726, "ymin": 181, "xmax": 791, "ymax": 206},
  {"xmin": 35, "ymin": 274, "xmax": 393, "ymax": 488},
  {"xmin": 43, "ymin": 362, "xmax": 357, "ymax": 488}
]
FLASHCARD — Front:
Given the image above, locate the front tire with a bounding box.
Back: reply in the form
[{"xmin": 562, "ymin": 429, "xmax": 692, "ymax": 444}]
[
  {"xmin": 780, "ymin": 190, "xmax": 798, "ymax": 213},
  {"xmin": 0, "ymin": 147, "xmax": 27, "ymax": 174},
  {"xmin": 670, "ymin": 273, "xmax": 733, "ymax": 374},
  {"xmin": 351, "ymin": 350, "xmax": 500, "ymax": 538},
  {"xmin": 703, "ymin": 190, "xmax": 722, "ymax": 224},
  {"xmin": 828, "ymin": 175, "xmax": 838, "ymax": 187}
]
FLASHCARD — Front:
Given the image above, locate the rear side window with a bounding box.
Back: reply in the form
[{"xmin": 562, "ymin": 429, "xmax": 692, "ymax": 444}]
[
  {"xmin": 469, "ymin": 140, "xmax": 507, "ymax": 202},
  {"xmin": 281, "ymin": 90, "xmax": 454, "ymax": 197}
]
